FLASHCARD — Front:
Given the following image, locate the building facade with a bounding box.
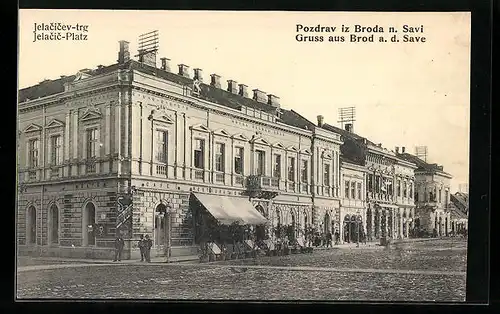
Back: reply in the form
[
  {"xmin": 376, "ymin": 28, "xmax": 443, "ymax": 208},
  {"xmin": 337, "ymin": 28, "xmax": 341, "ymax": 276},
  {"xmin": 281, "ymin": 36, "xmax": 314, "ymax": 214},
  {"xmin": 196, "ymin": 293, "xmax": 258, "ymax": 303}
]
[
  {"xmin": 17, "ymin": 40, "xmax": 344, "ymax": 259},
  {"xmin": 397, "ymin": 152, "xmax": 453, "ymax": 236},
  {"xmin": 322, "ymin": 124, "xmax": 417, "ymax": 242},
  {"xmin": 339, "ymin": 158, "xmax": 367, "ymax": 243}
]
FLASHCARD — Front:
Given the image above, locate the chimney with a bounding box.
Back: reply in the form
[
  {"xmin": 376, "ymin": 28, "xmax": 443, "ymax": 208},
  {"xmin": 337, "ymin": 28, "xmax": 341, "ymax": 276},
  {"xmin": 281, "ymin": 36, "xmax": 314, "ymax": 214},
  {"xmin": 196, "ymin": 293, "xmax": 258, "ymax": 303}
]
[
  {"xmin": 317, "ymin": 115, "xmax": 324, "ymax": 127},
  {"xmin": 253, "ymin": 89, "xmax": 267, "ymax": 103},
  {"xmin": 239, "ymin": 84, "xmax": 249, "ymax": 97},
  {"xmin": 395, "ymin": 146, "xmax": 399, "ymax": 153},
  {"xmin": 210, "ymin": 74, "xmax": 221, "ymax": 88},
  {"xmin": 178, "ymin": 64, "xmax": 190, "ymax": 78},
  {"xmin": 117, "ymin": 40, "xmax": 130, "ymax": 64},
  {"xmin": 345, "ymin": 123, "xmax": 353, "ymax": 133},
  {"xmin": 402, "ymin": 146, "xmax": 406, "ymax": 153},
  {"xmin": 227, "ymin": 80, "xmax": 238, "ymax": 94},
  {"xmin": 193, "ymin": 68, "xmax": 203, "ymax": 82},
  {"xmin": 268, "ymin": 94, "xmax": 280, "ymax": 108},
  {"xmin": 160, "ymin": 58, "xmax": 171, "ymax": 72}
]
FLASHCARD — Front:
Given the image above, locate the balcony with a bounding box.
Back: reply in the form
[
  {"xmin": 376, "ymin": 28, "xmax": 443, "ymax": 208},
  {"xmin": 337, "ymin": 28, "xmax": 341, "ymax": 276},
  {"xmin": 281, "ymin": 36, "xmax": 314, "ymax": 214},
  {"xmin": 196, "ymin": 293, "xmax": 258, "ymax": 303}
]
[
  {"xmin": 194, "ymin": 169, "xmax": 204, "ymax": 180},
  {"xmin": 244, "ymin": 175, "xmax": 280, "ymax": 199},
  {"xmin": 28, "ymin": 170, "xmax": 37, "ymax": 181}
]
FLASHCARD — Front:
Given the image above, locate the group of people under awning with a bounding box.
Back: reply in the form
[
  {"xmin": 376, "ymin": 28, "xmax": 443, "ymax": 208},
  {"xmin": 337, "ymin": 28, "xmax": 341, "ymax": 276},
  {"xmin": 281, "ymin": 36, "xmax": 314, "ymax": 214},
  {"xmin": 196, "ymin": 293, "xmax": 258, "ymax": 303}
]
[{"xmin": 193, "ymin": 193, "xmax": 314, "ymax": 261}]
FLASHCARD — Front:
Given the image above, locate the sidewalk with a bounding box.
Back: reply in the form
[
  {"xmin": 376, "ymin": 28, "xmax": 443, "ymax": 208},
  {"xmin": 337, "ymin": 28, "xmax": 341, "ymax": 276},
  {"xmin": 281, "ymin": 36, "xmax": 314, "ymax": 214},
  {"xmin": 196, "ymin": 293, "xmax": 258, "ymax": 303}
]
[{"xmin": 17, "ymin": 254, "xmax": 200, "ymax": 267}]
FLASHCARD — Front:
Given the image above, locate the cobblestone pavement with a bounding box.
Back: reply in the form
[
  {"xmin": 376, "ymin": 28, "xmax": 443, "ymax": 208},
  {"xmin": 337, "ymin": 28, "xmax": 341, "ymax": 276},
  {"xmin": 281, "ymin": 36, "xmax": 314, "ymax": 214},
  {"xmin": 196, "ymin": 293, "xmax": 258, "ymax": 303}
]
[{"xmin": 16, "ymin": 238, "xmax": 467, "ymax": 301}]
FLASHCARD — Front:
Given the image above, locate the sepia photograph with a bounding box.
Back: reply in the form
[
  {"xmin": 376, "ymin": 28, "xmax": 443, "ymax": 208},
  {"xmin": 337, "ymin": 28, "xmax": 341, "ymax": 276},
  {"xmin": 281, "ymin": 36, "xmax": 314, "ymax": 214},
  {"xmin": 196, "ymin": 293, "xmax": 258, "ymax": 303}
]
[{"xmin": 17, "ymin": 10, "xmax": 471, "ymax": 301}]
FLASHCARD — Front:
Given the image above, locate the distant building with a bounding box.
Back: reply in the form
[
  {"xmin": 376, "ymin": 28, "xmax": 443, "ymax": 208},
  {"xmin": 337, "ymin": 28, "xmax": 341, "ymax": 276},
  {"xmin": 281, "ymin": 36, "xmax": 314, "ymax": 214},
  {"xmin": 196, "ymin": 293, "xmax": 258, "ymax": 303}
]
[
  {"xmin": 396, "ymin": 153, "xmax": 453, "ymax": 236},
  {"xmin": 450, "ymin": 192, "xmax": 468, "ymax": 234},
  {"xmin": 322, "ymin": 125, "xmax": 418, "ymax": 242}
]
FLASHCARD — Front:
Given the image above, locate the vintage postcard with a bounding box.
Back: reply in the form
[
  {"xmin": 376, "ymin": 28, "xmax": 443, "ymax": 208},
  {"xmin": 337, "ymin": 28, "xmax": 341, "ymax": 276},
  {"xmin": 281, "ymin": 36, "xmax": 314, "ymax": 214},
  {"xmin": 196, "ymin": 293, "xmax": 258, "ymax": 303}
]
[{"xmin": 17, "ymin": 10, "xmax": 470, "ymax": 301}]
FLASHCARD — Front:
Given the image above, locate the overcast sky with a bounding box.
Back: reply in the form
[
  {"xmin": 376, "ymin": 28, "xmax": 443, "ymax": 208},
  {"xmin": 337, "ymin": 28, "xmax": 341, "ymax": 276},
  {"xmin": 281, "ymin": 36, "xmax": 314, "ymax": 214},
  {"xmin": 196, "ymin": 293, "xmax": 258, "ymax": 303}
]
[{"xmin": 19, "ymin": 10, "xmax": 471, "ymax": 192}]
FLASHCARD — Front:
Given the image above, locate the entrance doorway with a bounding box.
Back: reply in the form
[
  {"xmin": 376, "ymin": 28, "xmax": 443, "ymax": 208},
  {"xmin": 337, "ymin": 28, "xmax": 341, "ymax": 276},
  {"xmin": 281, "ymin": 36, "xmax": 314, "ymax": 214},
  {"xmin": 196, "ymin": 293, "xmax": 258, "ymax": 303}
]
[
  {"xmin": 83, "ymin": 203, "xmax": 96, "ymax": 246},
  {"xmin": 324, "ymin": 213, "xmax": 331, "ymax": 235},
  {"xmin": 49, "ymin": 204, "xmax": 59, "ymax": 244},
  {"xmin": 26, "ymin": 206, "xmax": 36, "ymax": 245},
  {"xmin": 155, "ymin": 204, "xmax": 168, "ymax": 247},
  {"xmin": 445, "ymin": 217, "xmax": 448, "ymax": 236},
  {"xmin": 366, "ymin": 208, "xmax": 372, "ymax": 241}
]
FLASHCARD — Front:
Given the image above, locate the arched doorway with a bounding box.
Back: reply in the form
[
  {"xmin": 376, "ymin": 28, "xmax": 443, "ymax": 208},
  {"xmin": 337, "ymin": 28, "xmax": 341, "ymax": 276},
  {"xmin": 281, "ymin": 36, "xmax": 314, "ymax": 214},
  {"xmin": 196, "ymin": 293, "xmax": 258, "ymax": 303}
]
[
  {"xmin": 434, "ymin": 215, "xmax": 438, "ymax": 233},
  {"xmin": 26, "ymin": 206, "xmax": 37, "ymax": 245},
  {"xmin": 438, "ymin": 216, "xmax": 443, "ymax": 236},
  {"xmin": 290, "ymin": 212, "xmax": 297, "ymax": 240},
  {"xmin": 366, "ymin": 207, "xmax": 372, "ymax": 241},
  {"xmin": 374, "ymin": 208, "xmax": 380, "ymax": 239},
  {"xmin": 155, "ymin": 203, "xmax": 168, "ymax": 247},
  {"xmin": 343, "ymin": 215, "xmax": 349, "ymax": 242},
  {"xmin": 380, "ymin": 210, "xmax": 387, "ymax": 238},
  {"xmin": 275, "ymin": 208, "xmax": 282, "ymax": 239},
  {"xmin": 445, "ymin": 217, "xmax": 448, "ymax": 236},
  {"xmin": 49, "ymin": 204, "xmax": 59, "ymax": 244},
  {"xmin": 255, "ymin": 205, "xmax": 267, "ymax": 241},
  {"xmin": 402, "ymin": 211, "xmax": 407, "ymax": 238},
  {"xmin": 324, "ymin": 212, "xmax": 331, "ymax": 235},
  {"xmin": 83, "ymin": 202, "xmax": 96, "ymax": 246},
  {"xmin": 387, "ymin": 211, "xmax": 393, "ymax": 238},
  {"xmin": 349, "ymin": 215, "xmax": 357, "ymax": 243}
]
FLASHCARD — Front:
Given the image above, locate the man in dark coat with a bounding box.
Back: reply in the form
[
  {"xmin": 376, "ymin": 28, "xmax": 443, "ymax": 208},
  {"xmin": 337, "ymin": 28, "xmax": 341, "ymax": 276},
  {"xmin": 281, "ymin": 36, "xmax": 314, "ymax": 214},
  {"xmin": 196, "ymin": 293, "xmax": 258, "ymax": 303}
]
[
  {"xmin": 138, "ymin": 234, "xmax": 145, "ymax": 262},
  {"xmin": 113, "ymin": 234, "xmax": 125, "ymax": 262},
  {"xmin": 144, "ymin": 234, "xmax": 153, "ymax": 262}
]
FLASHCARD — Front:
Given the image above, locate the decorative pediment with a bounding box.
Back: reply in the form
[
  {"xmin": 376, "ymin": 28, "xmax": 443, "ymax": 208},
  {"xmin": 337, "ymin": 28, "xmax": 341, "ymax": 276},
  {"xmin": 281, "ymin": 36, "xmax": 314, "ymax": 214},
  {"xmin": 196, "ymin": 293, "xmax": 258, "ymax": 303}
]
[
  {"xmin": 272, "ymin": 142, "xmax": 286, "ymax": 149},
  {"xmin": 213, "ymin": 129, "xmax": 230, "ymax": 137},
  {"xmin": 250, "ymin": 136, "xmax": 270, "ymax": 146},
  {"xmin": 190, "ymin": 124, "xmax": 210, "ymax": 133},
  {"xmin": 287, "ymin": 145, "xmax": 298, "ymax": 152},
  {"xmin": 300, "ymin": 148, "xmax": 312, "ymax": 155},
  {"xmin": 148, "ymin": 110, "xmax": 174, "ymax": 124},
  {"xmin": 23, "ymin": 123, "xmax": 42, "ymax": 133},
  {"xmin": 74, "ymin": 70, "xmax": 92, "ymax": 82},
  {"xmin": 80, "ymin": 106, "xmax": 102, "ymax": 122},
  {"xmin": 322, "ymin": 150, "xmax": 333, "ymax": 159},
  {"xmin": 45, "ymin": 119, "xmax": 65, "ymax": 129},
  {"xmin": 231, "ymin": 133, "xmax": 249, "ymax": 141}
]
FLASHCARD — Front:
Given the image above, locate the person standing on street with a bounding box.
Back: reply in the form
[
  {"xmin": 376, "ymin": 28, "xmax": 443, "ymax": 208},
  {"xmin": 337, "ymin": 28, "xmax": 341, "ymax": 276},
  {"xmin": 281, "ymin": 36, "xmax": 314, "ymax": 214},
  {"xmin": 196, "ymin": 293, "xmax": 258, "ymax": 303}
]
[
  {"xmin": 326, "ymin": 231, "xmax": 332, "ymax": 248},
  {"xmin": 144, "ymin": 234, "xmax": 153, "ymax": 262},
  {"xmin": 138, "ymin": 234, "xmax": 145, "ymax": 262},
  {"xmin": 113, "ymin": 233, "xmax": 125, "ymax": 262}
]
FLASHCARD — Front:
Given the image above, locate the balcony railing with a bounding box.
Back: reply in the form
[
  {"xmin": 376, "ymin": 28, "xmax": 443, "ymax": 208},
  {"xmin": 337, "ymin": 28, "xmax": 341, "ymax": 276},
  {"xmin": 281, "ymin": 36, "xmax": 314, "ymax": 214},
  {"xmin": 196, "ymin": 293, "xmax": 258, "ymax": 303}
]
[
  {"xmin": 156, "ymin": 164, "xmax": 167, "ymax": 175},
  {"xmin": 245, "ymin": 175, "xmax": 280, "ymax": 199},
  {"xmin": 86, "ymin": 160, "xmax": 96, "ymax": 173},
  {"xmin": 215, "ymin": 173, "xmax": 224, "ymax": 183},
  {"xmin": 28, "ymin": 170, "xmax": 37, "ymax": 180},
  {"xmin": 194, "ymin": 169, "xmax": 204, "ymax": 180},
  {"xmin": 234, "ymin": 175, "xmax": 245, "ymax": 186},
  {"xmin": 50, "ymin": 167, "xmax": 60, "ymax": 178}
]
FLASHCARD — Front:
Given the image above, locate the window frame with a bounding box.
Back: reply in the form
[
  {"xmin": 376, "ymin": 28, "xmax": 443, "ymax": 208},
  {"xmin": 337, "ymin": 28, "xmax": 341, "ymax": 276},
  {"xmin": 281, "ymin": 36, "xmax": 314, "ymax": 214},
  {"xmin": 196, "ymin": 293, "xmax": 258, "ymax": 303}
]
[
  {"xmin": 215, "ymin": 142, "xmax": 225, "ymax": 172},
  {"xmin": 155, "ymin": 129, "xmax": 168, "ymax": 163},
  {"xmin": 234, "ymin": 146, "xmax": 244, "ymax": 175},
  {"xmin": 193, "ymin": 138, "xmax": 205, "ymax": 170}
]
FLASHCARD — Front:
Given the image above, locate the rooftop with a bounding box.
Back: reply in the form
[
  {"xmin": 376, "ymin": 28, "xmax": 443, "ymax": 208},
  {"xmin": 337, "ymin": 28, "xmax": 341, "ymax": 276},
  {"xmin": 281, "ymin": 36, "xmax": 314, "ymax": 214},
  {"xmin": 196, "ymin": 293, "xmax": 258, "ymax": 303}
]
[{"xmin": 396, "ymin": 153, "xmax": 452, "ymax": 177}]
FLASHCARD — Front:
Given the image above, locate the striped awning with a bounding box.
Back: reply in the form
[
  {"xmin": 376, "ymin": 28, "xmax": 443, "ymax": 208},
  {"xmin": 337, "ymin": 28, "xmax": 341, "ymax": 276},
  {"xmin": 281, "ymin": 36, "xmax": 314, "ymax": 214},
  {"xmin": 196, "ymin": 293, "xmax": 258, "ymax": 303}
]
[{"xmin": 194, "ymin": 193, "xmax": 268, "ymax": 225}]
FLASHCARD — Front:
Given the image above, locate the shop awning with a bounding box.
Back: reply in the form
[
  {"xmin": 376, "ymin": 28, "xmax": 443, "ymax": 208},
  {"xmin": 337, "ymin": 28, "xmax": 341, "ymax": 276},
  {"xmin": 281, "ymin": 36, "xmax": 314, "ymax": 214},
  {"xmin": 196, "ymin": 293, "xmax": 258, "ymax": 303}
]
[{"xmin": 193, "ymin": 193, "xmax": 268, "ymax": 225}]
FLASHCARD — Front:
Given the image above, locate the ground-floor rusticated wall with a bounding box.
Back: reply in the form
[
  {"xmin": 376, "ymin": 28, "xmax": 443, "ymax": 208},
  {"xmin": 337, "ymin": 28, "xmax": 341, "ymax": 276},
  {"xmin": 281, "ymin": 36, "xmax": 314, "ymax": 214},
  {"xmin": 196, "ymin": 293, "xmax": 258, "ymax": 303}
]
[
  {"xmin": 17, "ymin": 178, "xmax": 123, "ymax": 259},
  {"xmin": 128, "ymin": 189, "xmax": 195, "ymax": 259},
  {"xmin": 415, "ymin": 207, "xmax": 451, "ymax": 236}
]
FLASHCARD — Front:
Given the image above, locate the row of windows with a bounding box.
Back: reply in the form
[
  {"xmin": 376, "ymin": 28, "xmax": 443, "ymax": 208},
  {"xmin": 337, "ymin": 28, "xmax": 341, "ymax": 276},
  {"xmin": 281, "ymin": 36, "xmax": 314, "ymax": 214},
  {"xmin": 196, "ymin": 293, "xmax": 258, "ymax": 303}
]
[
  {"xmin": 345, "ymin": 180, "xmax": 363, "ymax": 199},
  {"xmin": 156, "ymin": 131, "xmax": 335, "ymax": 184},
  {"xmin": 367, "ymin": 174, "xmax": 414, "ymax": 198},
  {"xmin": 27, "ymin": 128, "xmax": 98, "ymax": 168}
]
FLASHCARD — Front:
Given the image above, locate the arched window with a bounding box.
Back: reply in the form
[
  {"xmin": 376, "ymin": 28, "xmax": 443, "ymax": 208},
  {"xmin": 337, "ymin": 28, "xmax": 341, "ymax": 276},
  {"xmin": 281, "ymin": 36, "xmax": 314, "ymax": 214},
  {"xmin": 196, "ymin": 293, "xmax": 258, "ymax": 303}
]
[
  {"xmin": 83, "ymin": 202, "xmax": 96, "ymax": 246},
  {"xmin": 27, "ymin": 206, "xmax": 37, "ymax": 244},
  {"xmin": 49, "ymin": 204, "xmax": 59, "ymax": 244}
]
